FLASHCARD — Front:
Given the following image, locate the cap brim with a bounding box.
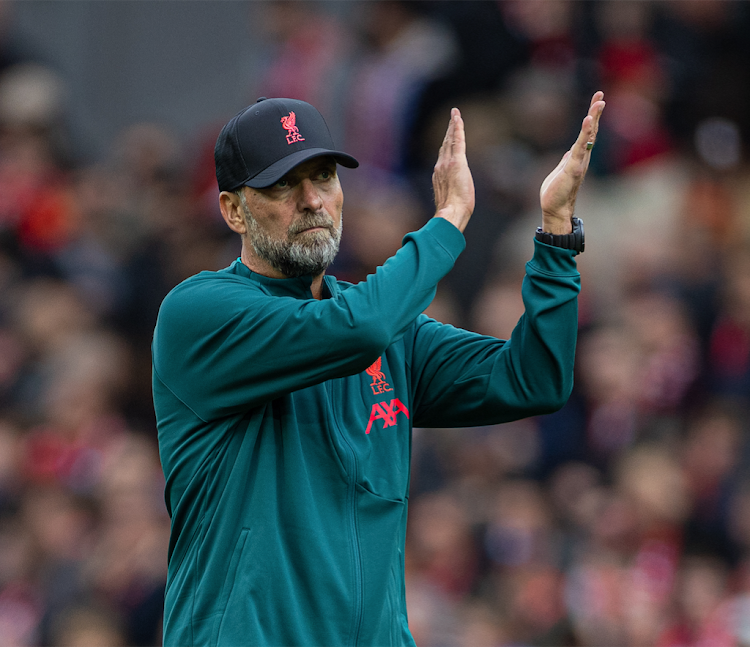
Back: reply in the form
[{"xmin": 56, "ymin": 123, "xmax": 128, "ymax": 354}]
[{"xmin": 243, "ymin": 148, "xmax": 359, "ymax": 189}]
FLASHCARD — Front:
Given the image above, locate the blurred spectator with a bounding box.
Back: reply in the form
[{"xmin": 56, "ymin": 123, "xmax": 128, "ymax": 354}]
[
  {"xmin": 331, "ymin": 175, "xmax": 420, "ymax": 283},
  {"xmin": 621, "ymin": 288, "xmax": 700, "ymax": 421},
  {"xmin": 454, "ymin": 601, "xmax": 509, "ymax": 647},
  {"xmin": 576, "ymin": 325, "xmax": 642, "ymax": 464},
  {"xmin": 253, "ymin": 0, "xmax": 354, "ymax": 144},
  {"xmin": 407, "ymin": 491, "xmax": 480, "ymax": 600},
  {"xmin": 655, "ymin": 1, "xmax": 750, "ymax": 156},
  {"xmin": 82, "ymin": 435, "xmax": 167, "ymax": 646},
  {"xmin": 48, "ymin": 604, "xmax": 126, "ymax": 647},
  {"xmin": 470, "ymin": 274, "xmax": 525, "ymax": 343},
  {"xmin": 343, "ymin": 1, "xmax": 458, "ymax": 174},
  {"xmin": 502, "ymin": 0, "xmax": 577, "ymax": 73},
  {"xmin": 681, "ymin": 401, "xmax": 746, "ymax": 563},
  {"xmin": 593, "ymin": 1, "xmax": 674, "ymax": 173},
  {"xmin": 0, "ymin": 516, "xmax": 41, "ymax": 646},
  {"xmin": 708, "ymin": 248, "xmax": 750, "ymax": 398},
  {"xmin": 0, "ymin": 63, "xmax": 76, "ymax": 261},
  {"xmin": 657, "ymin": 555, "xmax": 735, "ymax": 647}
]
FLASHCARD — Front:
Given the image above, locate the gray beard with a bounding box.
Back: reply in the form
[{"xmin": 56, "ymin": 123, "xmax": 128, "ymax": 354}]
[{"xmin": 241, "ymin": 202, "xmax": 342, "ymax": 278}]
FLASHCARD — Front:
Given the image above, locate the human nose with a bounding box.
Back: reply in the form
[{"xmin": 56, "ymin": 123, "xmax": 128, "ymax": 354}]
[{"xmin": 296, "ymin": 178, "xmax": 323, "ymax": 212}]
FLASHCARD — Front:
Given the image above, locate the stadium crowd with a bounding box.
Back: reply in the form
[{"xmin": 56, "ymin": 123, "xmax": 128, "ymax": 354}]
[{"xmin": 1, "ymin": 1, "xmax": 750, "ymax": 645}]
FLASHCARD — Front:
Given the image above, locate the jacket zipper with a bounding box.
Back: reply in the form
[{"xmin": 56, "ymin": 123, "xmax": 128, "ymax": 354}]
[{"xmin": 327, "ymin": 379, "xmax": 364, "ymax": 646}]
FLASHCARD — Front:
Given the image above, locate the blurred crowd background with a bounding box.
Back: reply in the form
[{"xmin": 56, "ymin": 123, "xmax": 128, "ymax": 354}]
[{"xmin": 0, "ymin": 1, "xmax": 749, "ymax": 645}]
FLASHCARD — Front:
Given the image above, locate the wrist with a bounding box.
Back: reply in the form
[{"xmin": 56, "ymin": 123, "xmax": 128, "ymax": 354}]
[
  {"xmin": 540, "ymin": 212, "xmax": 574, "ymax": 235},
  {"xmin": 434, "ymin": 206, "xmax": 469, "ymax": 233}
]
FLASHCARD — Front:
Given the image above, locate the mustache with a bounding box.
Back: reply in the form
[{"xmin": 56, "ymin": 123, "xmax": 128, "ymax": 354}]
[{"xmin": 288, "ymin": 213, "xmax": 335, "ymax": 236}]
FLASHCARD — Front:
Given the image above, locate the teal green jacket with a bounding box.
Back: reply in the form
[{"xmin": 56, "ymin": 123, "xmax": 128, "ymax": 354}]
[{"xmin": 153, "ymin": 218, "xmax": 580, "ymax": 647}]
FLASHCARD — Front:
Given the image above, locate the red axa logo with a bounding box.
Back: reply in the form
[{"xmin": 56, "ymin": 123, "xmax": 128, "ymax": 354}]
[
  {"xmin": 280, "ymin": 111, "xmax": 305, "ymax": 145},
  {"xmin": 365, "ymin": 357, "xmax": 393, "ymax": 395},
  {"xmin": 365, "ymin": 399, "xmax": 409, "ymax": 435}
]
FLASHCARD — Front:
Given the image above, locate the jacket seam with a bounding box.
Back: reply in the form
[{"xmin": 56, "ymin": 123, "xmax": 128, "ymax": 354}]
[{"xmin": 153, "ymin": 364, "xmax": 211, "ymax": 424}]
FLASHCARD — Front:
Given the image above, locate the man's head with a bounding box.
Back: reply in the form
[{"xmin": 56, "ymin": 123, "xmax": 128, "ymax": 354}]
[{"xmin": 215, "ymin": 98, "xmax": 357, "ymax": 279}]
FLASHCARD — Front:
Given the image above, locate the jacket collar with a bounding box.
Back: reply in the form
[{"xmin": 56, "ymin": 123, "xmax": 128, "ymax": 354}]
[{"xmin": 226, "ymin": 259, "xmax": 339, "ymax": 299}]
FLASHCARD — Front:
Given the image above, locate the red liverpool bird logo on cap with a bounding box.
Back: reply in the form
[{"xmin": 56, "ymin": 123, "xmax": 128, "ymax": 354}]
[{"xmin": 280, "ymin": 111, "xmax": 305, "ymax": 145}]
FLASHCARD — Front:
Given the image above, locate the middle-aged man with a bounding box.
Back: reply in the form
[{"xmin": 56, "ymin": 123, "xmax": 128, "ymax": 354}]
[{"xmin": 153, "ymin": 92, "xmax": 605, "ymax": 646}]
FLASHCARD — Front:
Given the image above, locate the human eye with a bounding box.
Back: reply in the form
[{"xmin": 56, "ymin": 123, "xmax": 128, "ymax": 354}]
[{"xmin": 274, "ymin": 178, "xmax": 289, "ymax": 189}]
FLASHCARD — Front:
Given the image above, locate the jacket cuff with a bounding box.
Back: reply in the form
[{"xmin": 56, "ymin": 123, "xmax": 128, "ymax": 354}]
[
  {"xmin": 416, "ymin": 217, "xmax": 466, "ymax": 262},
  {"xmin": 528, "ymin": 238, "xmax": 579, "ymax": 276}
]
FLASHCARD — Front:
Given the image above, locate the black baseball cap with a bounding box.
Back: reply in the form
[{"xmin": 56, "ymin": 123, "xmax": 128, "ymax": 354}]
[{"xmin": 214, "ymin": 97, "xmax": 359, "ymax": 191}]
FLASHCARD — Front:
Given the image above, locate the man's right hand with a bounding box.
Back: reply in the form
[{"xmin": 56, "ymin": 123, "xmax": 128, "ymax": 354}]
[{"xmin": 432, "ymin": 108, "xmax": 475, "ymax": 233}]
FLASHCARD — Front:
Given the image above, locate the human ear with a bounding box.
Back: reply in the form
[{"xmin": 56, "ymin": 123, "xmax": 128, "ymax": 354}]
[{"xmin": 219, "ymin": 191, "xmax": 247, "ymax": 235}]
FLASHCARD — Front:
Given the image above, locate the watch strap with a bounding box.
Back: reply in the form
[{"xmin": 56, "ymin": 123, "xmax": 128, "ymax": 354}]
[{"xmin": 535, "ymin": 217, "xmax": 585, "ymax": 254}]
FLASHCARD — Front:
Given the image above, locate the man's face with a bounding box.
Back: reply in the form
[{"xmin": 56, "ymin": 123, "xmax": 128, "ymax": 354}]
[{"xmin": 238, "ymin": 156, "xmax": 344, "ymax": 278}]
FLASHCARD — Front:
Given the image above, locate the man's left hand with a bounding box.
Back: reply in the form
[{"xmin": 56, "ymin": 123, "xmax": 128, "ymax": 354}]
[{"xmin": 539, "ymin": 91, "xmax": 605, "ymax": 234}]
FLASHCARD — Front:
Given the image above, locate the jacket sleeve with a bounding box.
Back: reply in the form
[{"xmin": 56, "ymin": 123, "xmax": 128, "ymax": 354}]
[
  {"xmin": 409, "ymin": 240, "xmax": 580, "ymax": 428},
  {"xmin": 152, "ymin": 218, "xmax": 465, "ymax": 421}
]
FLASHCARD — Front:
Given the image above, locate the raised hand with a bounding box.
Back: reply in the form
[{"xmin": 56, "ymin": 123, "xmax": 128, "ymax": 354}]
[
  {"xmin": 539, "ymin": 92, "xmax": 605, "ymax": 234},
  {"xmin": 432, "ymin": 108, "xmax": 475, "ymax": 233}
]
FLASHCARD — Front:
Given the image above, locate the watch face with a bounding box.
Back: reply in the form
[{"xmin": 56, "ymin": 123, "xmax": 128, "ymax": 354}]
[
  {"xmin": 575, "ymin": 218, "xmax": 585, "ymax": 253},
  {"xmin": 573, "ymin": 218, "xmax": 586, "ymax": 254}
]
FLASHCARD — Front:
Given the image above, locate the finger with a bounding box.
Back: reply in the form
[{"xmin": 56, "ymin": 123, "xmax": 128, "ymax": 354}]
[
  {"xmin": 451, "ymin": 108, "xmax": 466, "ymax": 159},
  {"xmin": 571, "ymin": 114, "xmax": 594, "ymax": 164},
  {"xmin": 583, "ymin": 96, "xmax": 605, "ymax": 150},
  {"xmin": 588, "ymin": 99, "xmax": 605, "ymax": 140},
  {"xmin": 438, "ymin": 110, "xmax": 456, "ymax": 160},
  {"xmin": 568, "ymin": 93, "xmax": 606, "ymax": 162},
  {"xmin": 589, "ymin": 90, "xmax": 604, "ymax": 109},
  {"xmin": 571, "ymin": 99, "xmax": 605, "ymax": 163}
]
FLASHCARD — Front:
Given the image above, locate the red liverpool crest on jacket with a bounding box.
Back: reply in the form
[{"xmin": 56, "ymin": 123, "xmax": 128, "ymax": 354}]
[{"xmin": 365, "ymin": 357, "xmax": 393, "ymax": 395}]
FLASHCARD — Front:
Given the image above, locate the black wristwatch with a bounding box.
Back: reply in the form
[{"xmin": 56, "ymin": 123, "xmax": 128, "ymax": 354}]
[{"xmin": 535, "ymin": 216, "xmax": 585, "ymax": 254}]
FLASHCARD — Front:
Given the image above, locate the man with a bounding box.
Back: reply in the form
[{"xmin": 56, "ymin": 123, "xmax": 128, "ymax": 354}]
[{"xmin": 153, "ymin": 93, "xmax": 604, "ymax": 646}]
